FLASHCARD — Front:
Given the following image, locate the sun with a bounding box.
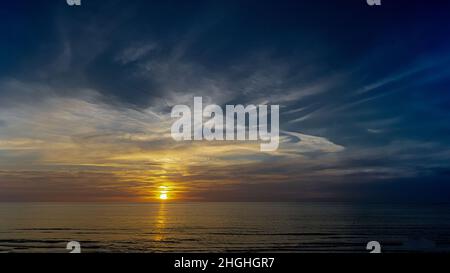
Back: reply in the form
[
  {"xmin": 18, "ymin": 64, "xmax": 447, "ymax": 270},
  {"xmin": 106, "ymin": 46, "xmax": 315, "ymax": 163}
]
[
  {"xmin": 158, "ymin": 186, "xmax": 169, "ymax": 200},
  {"xmin": 159, "ymin": 193, "xmax": 168, "ymax": 200}
]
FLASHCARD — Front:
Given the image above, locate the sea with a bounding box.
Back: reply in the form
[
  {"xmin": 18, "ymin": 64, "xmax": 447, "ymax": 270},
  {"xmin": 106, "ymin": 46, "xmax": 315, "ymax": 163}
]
[{"xmin": 0, "ymin": 202, "xmax": 449, "ymax": 253}]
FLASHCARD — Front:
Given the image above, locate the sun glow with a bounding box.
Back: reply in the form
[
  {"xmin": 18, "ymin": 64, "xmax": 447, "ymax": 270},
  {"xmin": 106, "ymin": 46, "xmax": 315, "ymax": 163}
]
[
  {"xmin": 159, "ymin": 193, "xmax": 168, "ymax": 200},
  {"xmin": 159, "ymin": 186, "xmax": 169, "ymax": 200}
]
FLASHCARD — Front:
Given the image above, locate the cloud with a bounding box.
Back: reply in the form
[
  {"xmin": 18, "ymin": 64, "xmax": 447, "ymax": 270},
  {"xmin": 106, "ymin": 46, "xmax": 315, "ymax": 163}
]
[
  {"xmin": 115, "ymin": 43, "xmax": 157, "ymax": 64},
  {"xmin": 281, "ymin": 131, "xmax": 345, "ymax": 154},
  {"xmin": 0, "ymin": 76, "xmax": 350, "ymax": 201}
]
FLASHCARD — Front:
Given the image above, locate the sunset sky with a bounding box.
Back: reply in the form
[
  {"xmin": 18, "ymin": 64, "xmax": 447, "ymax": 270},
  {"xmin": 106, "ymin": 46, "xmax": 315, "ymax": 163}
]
[{"xmin": 1, "ymin": 0, "xmax": 450, "ymax": 202}]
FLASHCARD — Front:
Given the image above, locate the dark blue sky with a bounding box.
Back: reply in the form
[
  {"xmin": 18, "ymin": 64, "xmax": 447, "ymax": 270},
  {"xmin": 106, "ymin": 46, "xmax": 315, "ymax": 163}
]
[{"xmin": 0, "ymin": 0, "xmax": 450, "ymax": 202}]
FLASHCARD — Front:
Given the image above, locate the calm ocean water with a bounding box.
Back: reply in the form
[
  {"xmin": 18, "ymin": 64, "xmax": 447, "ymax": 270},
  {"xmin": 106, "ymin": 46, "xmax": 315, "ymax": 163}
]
[{"xmin": 0, "ymin": 202, "xmax": 450, "ymax": 253}]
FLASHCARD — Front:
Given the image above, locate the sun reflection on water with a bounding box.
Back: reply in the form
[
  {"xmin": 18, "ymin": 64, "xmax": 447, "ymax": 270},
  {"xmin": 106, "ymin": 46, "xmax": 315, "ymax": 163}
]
[{"xmin": 154, "ymin": 203, "xmax": 167, "ymax": 242}]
